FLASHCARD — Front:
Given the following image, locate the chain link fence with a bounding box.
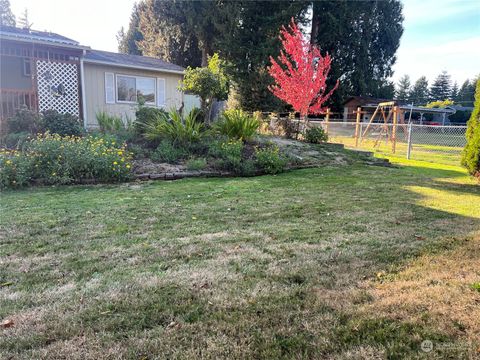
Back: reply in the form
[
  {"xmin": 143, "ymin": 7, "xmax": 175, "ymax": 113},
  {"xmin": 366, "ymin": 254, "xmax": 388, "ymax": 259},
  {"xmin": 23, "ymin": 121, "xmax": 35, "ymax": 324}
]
[{"xmin": 310, "ymin": 120, "xmax": 467, "ymax": 166}]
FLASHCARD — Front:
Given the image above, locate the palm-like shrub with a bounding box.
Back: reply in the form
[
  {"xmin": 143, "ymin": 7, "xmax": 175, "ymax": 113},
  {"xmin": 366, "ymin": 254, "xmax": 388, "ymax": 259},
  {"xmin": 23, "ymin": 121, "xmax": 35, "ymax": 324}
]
[
  {"xmin": 215, "ymin": 109, "xmax": 260, "ymax": 141},
  {"xmin": 142, "ymin": 108, "xmax": 204, "ymax": 146},
  {"xmin": 96, "ymin": 111, "xmax": 127, "ymax": 132}
]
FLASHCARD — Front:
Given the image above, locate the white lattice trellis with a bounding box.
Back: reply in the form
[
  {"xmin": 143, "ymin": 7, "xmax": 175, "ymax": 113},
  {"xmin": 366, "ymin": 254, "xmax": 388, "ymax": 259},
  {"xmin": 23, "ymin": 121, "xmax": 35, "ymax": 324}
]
[{"xmin": 36, "ymin": 60, "xmax": 79, "ymax": 116}]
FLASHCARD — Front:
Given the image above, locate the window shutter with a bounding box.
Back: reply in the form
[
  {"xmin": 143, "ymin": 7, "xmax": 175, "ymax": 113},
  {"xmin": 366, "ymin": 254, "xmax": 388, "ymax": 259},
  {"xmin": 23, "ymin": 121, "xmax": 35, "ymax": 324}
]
[
  {"xmin": 157, "ymin": 78, "xmax": 166, "ymax": 106},
  {"xmin": 105, "ymin": 72, "xmax": 115, "ymax": 104}
]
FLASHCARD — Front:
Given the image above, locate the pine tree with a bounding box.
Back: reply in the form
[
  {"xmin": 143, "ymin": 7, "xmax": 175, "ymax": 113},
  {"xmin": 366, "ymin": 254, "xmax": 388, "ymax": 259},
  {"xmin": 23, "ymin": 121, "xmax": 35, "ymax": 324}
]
[
  {"xmin": 311, "ymin": 0, "xmax": 403, "ymax": 109},
  {"xmin": 395, "ymin": 75, "xmax": 411, "ymax": 101},
  {"xmin": 215, "ymin": 1, "xmax": 306, "ymax": 111},
  {"xmin": 119, "ymin": 0, "xmax": 201, "ymax": 68},
  {"xmin": 117, "ymin": 3, "xmax": 143, "ymax": 55},
  {"xmin": 410, "ymin": 76, "xmax": 429, "ymax": 104},
  {"xmin": 0, "ymin": 0, "xmax": 15, "ymax": 26},
  {"xmin": 18, "ymin": 9, "xmax": 32, "ymax": 29},
  {"xmin": 457, "ymin": 79, "xmax": 477, "ymax": 107},
  {"xmin": 451, "ymin": 81, "xmax": 459, "ymax": 101},
  {"xmin": 430, "ymin": 71, "xmax": 452, "ymax": 101}
]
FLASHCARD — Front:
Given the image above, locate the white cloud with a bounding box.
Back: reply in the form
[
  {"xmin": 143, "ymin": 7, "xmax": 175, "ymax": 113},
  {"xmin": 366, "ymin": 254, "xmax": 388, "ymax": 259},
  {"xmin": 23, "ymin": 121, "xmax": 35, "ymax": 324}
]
[
  {"xmin": 392, "ymin": 36, "xmax": 480, "ymax": 83},
  {"xmin": 402, "ymin": 0, "xmax": 480, "ymax": 25}
]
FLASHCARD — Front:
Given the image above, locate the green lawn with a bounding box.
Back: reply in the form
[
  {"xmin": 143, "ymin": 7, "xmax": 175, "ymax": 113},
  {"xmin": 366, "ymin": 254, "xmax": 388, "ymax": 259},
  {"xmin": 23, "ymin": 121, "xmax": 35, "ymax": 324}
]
[{"xmin": 1, "ymin": 158, "xmax": 479, "ymax": 359}]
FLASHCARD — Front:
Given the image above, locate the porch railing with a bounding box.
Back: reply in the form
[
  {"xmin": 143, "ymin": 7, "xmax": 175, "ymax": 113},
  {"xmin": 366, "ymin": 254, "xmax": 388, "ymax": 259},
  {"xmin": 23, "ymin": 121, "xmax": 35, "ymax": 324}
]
[{"xmin": 0, "ymin": 89, "xmax": 38, "ymax": 133}]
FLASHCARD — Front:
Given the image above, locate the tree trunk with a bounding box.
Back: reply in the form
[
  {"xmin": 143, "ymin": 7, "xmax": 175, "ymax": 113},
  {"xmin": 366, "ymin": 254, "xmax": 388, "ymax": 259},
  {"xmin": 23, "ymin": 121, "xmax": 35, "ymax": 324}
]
[
  {"xmin": 310, "ymin": 2, "xmax": 320, "ymax": 46},
  {"xmin": 200, "ymin": 40, "xmax": 213, "ymax": 67},
  {"xmin": 201, "ymin": 48, "xmax": 208, "ymax": 67}
]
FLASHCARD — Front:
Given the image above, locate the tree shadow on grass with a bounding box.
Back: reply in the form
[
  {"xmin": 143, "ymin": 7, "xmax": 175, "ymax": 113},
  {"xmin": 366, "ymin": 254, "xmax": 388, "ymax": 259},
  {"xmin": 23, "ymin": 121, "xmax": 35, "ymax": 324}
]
[{"xmin": 326, "ymin": 172, "xmax": 480, "ymax": 359}]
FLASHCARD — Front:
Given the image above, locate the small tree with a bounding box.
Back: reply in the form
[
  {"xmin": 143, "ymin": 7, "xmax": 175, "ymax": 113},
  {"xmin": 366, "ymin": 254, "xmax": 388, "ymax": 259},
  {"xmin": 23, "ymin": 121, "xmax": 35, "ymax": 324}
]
[
  {"xmin": 179, "ymin": 53, "xmax": 229, "ymax": 123},
  {"xmin": 461, "ymin": 79, "xmax": 480, "ymax": 178},
  {"xmin": 268, "ymin": 18, "xmax": 338, "ymax": 123}
]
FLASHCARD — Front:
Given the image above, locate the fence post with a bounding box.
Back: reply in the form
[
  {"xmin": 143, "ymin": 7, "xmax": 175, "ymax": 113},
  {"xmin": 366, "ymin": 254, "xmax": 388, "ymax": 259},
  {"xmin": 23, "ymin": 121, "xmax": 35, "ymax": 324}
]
[
  {"xmin": 392, "ymin": 106, "xmax": 398, "ymax": 153},
  {"xmin": 354, "ymin": 107, "xmax": 361, "ymax": 147},
  {"xmin": 325, "ymin": 108, "xmax": 330, "ymax": 135},
  {"xmin": 406, "ymin": 122, "xmax": 413, "ymax": 160}
]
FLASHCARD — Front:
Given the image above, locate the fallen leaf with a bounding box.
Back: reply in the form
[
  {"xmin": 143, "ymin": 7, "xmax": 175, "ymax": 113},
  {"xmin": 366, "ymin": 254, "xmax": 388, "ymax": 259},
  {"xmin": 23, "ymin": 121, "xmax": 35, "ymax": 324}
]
[{"xmin": 1, "ymin": 319, "xmax": 14, "ymax": 328}]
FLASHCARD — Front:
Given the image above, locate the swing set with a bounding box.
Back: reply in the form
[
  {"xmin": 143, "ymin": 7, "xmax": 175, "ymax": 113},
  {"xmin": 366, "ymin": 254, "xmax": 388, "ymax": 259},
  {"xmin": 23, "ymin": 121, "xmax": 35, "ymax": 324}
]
[{"xmin": 353, "ymin": 102, "xmax": 408, "ymax": 153}]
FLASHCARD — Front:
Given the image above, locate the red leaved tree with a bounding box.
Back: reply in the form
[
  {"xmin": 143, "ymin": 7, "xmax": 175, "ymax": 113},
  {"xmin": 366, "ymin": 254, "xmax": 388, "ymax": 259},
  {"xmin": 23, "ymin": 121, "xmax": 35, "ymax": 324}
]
[{"xmin": 268, "ymin": 18, "xmax": 339, "ymax": 121}]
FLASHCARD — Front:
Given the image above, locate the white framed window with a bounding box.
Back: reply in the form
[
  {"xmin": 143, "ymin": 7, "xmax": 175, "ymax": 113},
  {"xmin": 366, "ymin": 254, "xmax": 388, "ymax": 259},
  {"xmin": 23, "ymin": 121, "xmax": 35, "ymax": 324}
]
[
  {"xmin": 137, "ymin": 77, "xmax": 156, "ymax": 104},
  {"xmin": 105, "ymin": 72, "xmax": 115, "ymax": 104},
  {"xmin": 115, "ymin": 74, "xmax": 156, "ymax": 105},
  {"xmin": 116, "ymin": 75, "xmax": 137, "ymax": 103},
  {"xmin": 23, "ymin": 58, "xmax": 31, "ymax": 76},
  {"xmin": 157, "ymin": 78, "xmax": 166, "ymax": 106}
]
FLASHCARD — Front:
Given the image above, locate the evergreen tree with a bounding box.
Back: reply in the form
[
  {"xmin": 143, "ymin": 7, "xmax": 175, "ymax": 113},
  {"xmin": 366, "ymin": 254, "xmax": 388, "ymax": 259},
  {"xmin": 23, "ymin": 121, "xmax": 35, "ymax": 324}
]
[
  {"xmin": 451, "ymin": 81, "xmax": 459, "ymax": 101},
  {"xmin": 410, "ymin": 76, "xmax": 429, "ymax": 104},
  {"xmin": 18, "ymin": 8, "xmax": 32, "ymax": 29},
  {"xmin": 395, "ymin": 75, "xmax": 411, "ymax": 101},
  {"xmin": 461, "ymin": 79, "xmax": 480, "ymax": 177},
  {"xmin": 119, "ymin": 0, "xmax": 201, "ymax": 68},
  {"xmin": 136, "ymin": 0, "xmax": 202, "ymax": 67},
  {"xmin": 457, "ymin": 79, "xmax": 476, "ymax": 107},
  {"xmin": 311, "ymin": 0, "xmax": 404, "ymax": 109},
  {"xmin": 215, "ymin": 1, "xmax": 306, "ymax": 111},
  {"xmin": 0, "ymin": 0, "xmax": 15, "ymax": 26},
  {"xmin": 117, "ymin": 3, "xmax": 143, "ymax": 55},
  {"xmin": 430, "ymin": 71, "xmax": 452, "ymax": 101}
]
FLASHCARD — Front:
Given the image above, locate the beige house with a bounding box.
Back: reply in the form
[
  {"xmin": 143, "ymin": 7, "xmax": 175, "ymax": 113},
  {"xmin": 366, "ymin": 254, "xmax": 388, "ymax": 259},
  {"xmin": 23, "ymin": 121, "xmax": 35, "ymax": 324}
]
[
  {"xmin": 0, "ymin": 26, "xmax": 185, "ymax": 131},
  {"xmin": 82, "ymin": 50, "xmax": 184, "ymax": 128}
]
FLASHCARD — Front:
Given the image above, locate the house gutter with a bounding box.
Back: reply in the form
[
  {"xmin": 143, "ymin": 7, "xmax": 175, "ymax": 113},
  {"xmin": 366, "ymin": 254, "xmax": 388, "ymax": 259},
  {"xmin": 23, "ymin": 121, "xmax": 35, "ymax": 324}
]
[
  {"xmin": 83, "ymin": 59, "xmax": 184, "ymax": 75},
  {"xmin": 80, "ymin": 50, "xmax": 88, "ymax": 129},
  {"xmin": 0, "ymin": 34, "xmax": 90, "ymax": 50}
]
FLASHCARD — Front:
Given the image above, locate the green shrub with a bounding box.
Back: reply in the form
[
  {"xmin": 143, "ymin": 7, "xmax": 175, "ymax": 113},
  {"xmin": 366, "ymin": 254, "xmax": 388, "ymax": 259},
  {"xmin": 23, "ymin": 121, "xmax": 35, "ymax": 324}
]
[
  {"xmin": 0, "ymin": 133, "xmax": 132, "ymax": 189},
  {"xmin": 95, "ymin": 111, "xmax": 136, "ymax": 143},
  {"xmin": 305, "ymin": 126, "xmax": 328, "ymax": 143},
  {"xmin": 215, "ymin": 109, "xmax": 260, "ymax": 141},
  {"xmin": 186, "ymin": 157, "xmax": 207, "ymax": 171},
  {"xmin": 2, "ymin": 131, "xmax": 31, "ymax": 149},
  {"xmin": 134, "ymin": 106, "xmax": 168, "ymax": 135},
  {"xmin": 128, "ymin": 143, "xmax": 151, "ymax": 159},
  {"xmin": 96, "ymin": 111, "xmax": 125, "ymax": 132},
  {"xmin": 40, "ymin": 110, "xmax": 84, "ymax": 136},
  {"xmin": 255, "ymin": 145, "xmax": 287, "ymax": 174},
  {"xmin": 6, "ymin": 106, "xmax": 40, "ymax": 134},
  {"xmin": 462, "ymin": 80, "xmax": 480, "ymax": 178},
  {"xmin": 209, "ymin": 139, "xmax": 243, "ymax": 173},
  {"xmin": 142, "ymin": 108, "xmax": 204, "ymax": 146},
  {"xmin": 151, "ymin": 140, "xmax": 189, "ymax": 163}
]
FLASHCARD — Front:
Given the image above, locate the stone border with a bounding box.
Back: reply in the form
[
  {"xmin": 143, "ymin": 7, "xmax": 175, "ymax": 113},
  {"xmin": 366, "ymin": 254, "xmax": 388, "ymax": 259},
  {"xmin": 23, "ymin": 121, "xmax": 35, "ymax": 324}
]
[{"xmin": 133, "ymin": 158, "xmax": 392, "ymax": 181}]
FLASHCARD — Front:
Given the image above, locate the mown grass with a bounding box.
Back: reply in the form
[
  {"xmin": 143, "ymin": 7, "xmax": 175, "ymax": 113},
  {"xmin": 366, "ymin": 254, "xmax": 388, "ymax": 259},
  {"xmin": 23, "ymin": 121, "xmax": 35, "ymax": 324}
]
[
  {"xmin": 0, "ymin": 157, "xmax": 479, "ymax": 359},
  {"xmin": 328, "ymin": 134, "xmax": 464, "ymax": 166}
]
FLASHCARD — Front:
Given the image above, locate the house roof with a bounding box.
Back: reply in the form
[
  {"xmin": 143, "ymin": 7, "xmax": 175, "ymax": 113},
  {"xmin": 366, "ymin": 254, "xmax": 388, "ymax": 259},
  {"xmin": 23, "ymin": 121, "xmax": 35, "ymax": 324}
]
[
  {"xmin": 0, "ymin": 25, "xmax": 87, "ymax": 49},
  {"xmin": 83, "ymin": 50, "xmax": 185, "ymax": 74}
]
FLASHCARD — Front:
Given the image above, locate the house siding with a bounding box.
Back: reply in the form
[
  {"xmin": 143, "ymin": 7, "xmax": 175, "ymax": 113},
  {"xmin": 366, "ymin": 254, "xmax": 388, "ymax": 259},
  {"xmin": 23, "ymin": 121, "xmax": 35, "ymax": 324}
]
[{"xmin": 83, "ymin": 62, "xmax": 183, "ymax": 128}]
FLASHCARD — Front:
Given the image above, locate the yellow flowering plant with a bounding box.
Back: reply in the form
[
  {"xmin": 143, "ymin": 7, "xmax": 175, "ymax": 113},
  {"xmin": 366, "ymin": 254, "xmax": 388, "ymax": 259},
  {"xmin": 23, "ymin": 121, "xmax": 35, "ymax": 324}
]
[{"xmin": 0, "ymin": 133, "xmax": 133, "ymax": 189}]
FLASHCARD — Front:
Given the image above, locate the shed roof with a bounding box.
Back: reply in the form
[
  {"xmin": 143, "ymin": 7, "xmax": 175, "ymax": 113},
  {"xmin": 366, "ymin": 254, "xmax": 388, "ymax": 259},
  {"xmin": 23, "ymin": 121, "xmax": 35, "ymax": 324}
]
[{"xmin": 83, "ymin": 50, "xmax": 184, "ymax": 74}]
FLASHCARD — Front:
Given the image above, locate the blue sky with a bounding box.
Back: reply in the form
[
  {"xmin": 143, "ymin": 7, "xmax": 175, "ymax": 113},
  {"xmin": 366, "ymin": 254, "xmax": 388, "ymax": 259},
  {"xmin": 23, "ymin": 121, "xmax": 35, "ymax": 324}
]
[
  {"xmin": 10, "ymin": 0, "xmax": 480, "ymax": 85},
  {"xmin": 392, "ymin": 0, "xmax": 480, "ymax": 84}
]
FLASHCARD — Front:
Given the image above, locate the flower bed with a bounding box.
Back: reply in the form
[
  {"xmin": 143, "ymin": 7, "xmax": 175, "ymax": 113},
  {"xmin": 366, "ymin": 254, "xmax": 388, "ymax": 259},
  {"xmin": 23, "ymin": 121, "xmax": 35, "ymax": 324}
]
[{"xmin": 0, "ymin": 133, "xmax": 132, "ymax": 189}]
